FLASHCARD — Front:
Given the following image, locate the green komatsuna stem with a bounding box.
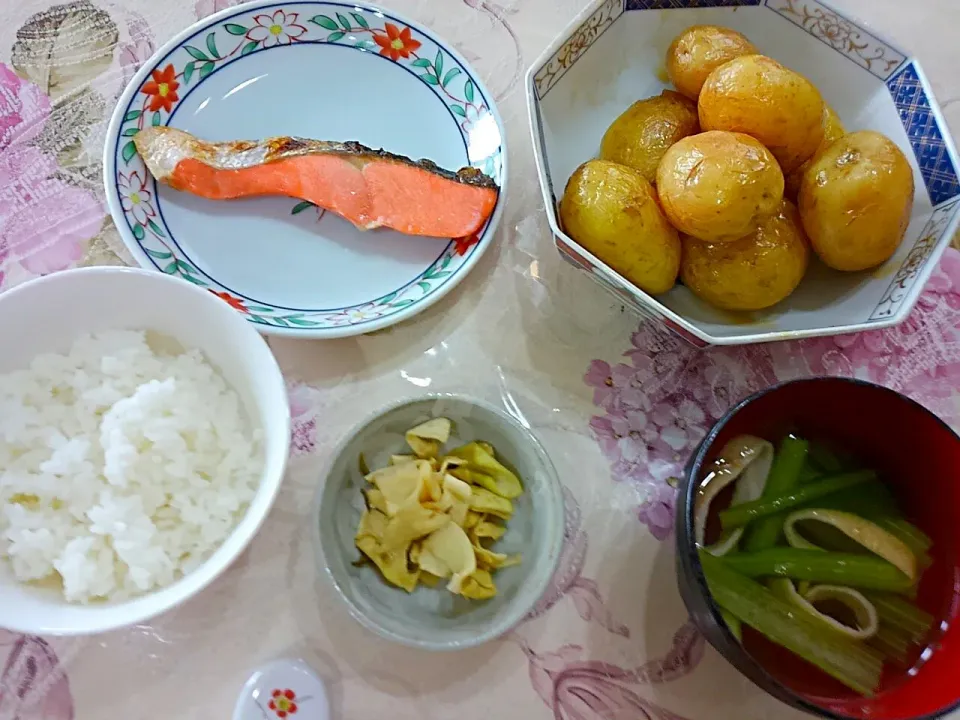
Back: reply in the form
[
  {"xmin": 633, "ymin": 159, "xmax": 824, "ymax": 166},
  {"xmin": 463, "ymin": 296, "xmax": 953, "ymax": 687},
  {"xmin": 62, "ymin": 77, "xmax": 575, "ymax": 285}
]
[
  {"xmin": 699, "ymin": 550, "xmax": 883, "ymax": 696},
  {"xmin": 864, "ymin": 592, "xmax": 935, "ymax": 642},
  {"xmin": 811, "ymin": 482, "xmax": 900, "ymax": 520},
  {"xmin": 719, "ymin": 607, "xmax": 743, "ymax": 642},
  {"xmin": 721, "ymin": 549, "xmax": 914, "ymax": 593},
  {"xmin": 808, "ymin": 443, "xmax": 846, "ymax": 473},
  {"xmin": 744, "ymin": 436, "xmax": 809, "ymax": 551},
  {"xmin": 869, "ymin": 625, "xmax": 912, "ymax": 664},
  {"xmin": 720, "ymin": 470, "xmax": 876, "ymax": 531},
  {"xmin": 798, "ymin": 462, "xmax": 822, "ymax": 484}
]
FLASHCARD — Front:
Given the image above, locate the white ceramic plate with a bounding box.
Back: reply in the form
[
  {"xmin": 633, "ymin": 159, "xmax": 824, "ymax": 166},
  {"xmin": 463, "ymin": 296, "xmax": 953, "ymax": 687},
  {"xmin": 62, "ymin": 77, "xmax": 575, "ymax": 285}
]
[{"xmin": 104, "ymin": 1, "xmax": 506, "ymax": 338}]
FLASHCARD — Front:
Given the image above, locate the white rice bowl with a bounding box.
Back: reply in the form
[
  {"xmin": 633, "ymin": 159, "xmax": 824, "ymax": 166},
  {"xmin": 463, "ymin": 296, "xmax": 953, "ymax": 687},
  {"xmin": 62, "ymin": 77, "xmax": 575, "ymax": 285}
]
[{"xmin": 0, "ymin": 329, "xmax": 263, "ymax": 604}]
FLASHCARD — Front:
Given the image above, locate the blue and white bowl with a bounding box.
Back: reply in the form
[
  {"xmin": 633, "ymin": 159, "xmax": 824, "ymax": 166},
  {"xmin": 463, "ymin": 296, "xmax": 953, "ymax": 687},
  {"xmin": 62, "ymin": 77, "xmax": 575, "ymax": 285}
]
[{"xmin": 526, "ymin": 0, "xmax": 960, "ymax": 347}]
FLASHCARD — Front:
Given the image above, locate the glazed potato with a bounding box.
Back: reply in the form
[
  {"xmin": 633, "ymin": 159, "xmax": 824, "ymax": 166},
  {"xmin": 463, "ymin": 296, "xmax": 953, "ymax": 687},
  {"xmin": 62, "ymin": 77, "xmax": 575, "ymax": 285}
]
[
  {"xmin": 560, "ymin": 160, "xmax": 680, "ymax": 294},
  {"xmin": 798, "ymin": 130, "xmax": 915, "ymax": 271},
  {"xmin": 666, "ymin": 25, "xmax": 757, "ymax": 101},
  {"xmin": 699, "ymin": 55, "xmax": 824, "ymax": 173},
  {"xmin": 785, "ymin": 104, "xmax": 846, "ymax": 199},
  {"xmin": 681, "ymin": 200, "xmax": 810, "ymax": 311},
  {"xmin": 656, "ymin": 130, "xmax": 784, "ymax": 243},
  {"xmin": 600, "ymin": 90, "xmax": 699, "ymax": 184}
]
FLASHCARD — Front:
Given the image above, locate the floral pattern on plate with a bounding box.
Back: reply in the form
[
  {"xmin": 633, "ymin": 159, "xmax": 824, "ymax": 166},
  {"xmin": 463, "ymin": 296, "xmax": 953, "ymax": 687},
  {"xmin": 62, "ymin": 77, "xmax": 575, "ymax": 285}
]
[{"xmin": 106, "ymin": 1, "xmax": 504, "ymax": 334}]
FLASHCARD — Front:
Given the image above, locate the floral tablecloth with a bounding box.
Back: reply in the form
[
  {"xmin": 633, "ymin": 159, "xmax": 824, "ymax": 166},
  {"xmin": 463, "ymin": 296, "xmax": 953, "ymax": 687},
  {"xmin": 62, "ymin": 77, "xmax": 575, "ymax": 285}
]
[{"xmin": 2, "ymin": 0, "xmax": 960, "ymax": 718}]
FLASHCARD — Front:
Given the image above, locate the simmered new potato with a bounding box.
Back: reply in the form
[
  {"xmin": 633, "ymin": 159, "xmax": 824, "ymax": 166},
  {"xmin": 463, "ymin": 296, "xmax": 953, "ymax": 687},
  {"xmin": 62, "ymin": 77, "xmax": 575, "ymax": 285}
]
[
  {"xmin": 666, "ymin": 25, "xmax": 757, "ymax": 100},
  {"xmin": 699, "ymin": 55, "xmax": 824, "ymax": 173},
  {"xmin": 785, "ymin": 104, "xmax": 846, "ymax": 199},
  {"xmin": 560, "ymin": 160, "xmax": 680, "ymax": 294},
  {"xmin": 798, "ymin": 130, "xmax": 915, "ymax": 271},
  {"xmin": 656, "ymin": 131, "xmax": 784, "ymax": 243},
  {"xmin": 681, "ymin": 200, "xmax": 810, "ymax": 311},
  {"xmin": 600, "ymin": 90, "xmax": 699, "ymax": 184}
]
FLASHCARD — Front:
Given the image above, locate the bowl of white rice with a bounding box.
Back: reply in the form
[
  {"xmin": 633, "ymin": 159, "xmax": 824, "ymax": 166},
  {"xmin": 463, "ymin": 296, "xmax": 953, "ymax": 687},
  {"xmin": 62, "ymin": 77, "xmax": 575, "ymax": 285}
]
[{"xmin": 0, "ymin": 267, "xmax": 289, "ymax": 635}]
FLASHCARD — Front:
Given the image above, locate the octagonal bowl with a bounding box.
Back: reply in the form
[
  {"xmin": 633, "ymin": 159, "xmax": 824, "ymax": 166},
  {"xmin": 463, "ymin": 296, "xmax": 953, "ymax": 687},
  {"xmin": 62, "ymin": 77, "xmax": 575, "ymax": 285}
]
[{"xmin": 526, "ymin": 0, "xmax": 960, "ymax": 347}]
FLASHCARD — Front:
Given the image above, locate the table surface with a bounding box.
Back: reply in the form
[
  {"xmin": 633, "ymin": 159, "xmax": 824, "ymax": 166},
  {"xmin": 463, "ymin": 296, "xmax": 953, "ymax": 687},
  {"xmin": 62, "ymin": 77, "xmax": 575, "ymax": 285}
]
[{"xmin": 2, "ymin": 0, "xmax": 960, "ymax": 718}]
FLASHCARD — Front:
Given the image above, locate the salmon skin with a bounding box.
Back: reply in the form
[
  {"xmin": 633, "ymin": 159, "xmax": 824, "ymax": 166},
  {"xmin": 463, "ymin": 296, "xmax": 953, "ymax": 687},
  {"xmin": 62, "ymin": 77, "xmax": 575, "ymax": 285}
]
[{"xmin": 132, "ymin": 126, "xmax": 498, "ymax": 238}]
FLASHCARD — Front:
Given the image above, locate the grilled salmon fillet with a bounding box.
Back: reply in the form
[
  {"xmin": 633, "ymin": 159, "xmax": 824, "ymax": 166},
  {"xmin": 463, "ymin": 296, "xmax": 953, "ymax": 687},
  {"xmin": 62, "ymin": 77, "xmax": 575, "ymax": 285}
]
[{"xmin": 133, "ymin": 127, "xmax": 498, "ymax": 238}]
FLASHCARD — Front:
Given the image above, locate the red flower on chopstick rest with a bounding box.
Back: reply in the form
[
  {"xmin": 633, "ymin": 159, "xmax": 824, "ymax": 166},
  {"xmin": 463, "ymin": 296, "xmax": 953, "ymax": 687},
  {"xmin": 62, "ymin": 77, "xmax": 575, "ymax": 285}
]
[
  {"xmin": 267, "ymin": 688, "xmax": 298, "ymax": 717},
  {"xmin": 374, "ymin": 23, "xmax": 421, "ymax": 61},
  {"xmin": 140, "ymin": 64, "xmax": 179, "ymax": 113}
]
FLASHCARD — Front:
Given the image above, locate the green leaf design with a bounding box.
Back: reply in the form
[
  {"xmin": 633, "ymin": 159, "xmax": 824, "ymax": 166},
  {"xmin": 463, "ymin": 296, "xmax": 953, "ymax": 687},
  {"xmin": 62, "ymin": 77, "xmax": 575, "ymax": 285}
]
[
  {"xmin": 161, "ymin": 260, "xmax": 178, "ymax": 275},
  {"xmin": 247, "ymin": 315, "xmax": 269, "ymax": 325},
  {"xmin": 389, "ymin": 299, "xmax": 416, "ymax": 309},
  {"xmin": 144, "ymin": 248, "xmax": 172, "ymax": 259},
  {"xmin": 224, "ymin": 23, "xmax": 247, "ymax": 35},
  {"xmin": 336, "ymin": 13, "xmax": 351, "ymax": 30},
  {"xmin": 246, "ymin": 305, "xmax": 277, "ymax": 313},
  {"xmin": 286, "ymin": 316, "xmax": 322, "ymax": 327},
  {"xmin": 205, "ymin": 32, "xmax": 220, "ymax": 58},
  {"xmin": 351, "ymin": 12, "xmax": 369, "ymax": 28},
  {"xmin": 182, "ymin": 275, "xmax": 206, "ymax": 286},
  {"xmin": 122, "ymin": 127, "xmax": 139, "ymax": 137},
  {"xmin": 420, "ymin": 73, "xmax": 439, "ymax": 86},
  {"xmin": 379, "ymin": 291, "xmax": 399, "ymax": 304},
  {"xmin": 199, "ymin": 61, "xmax": 215, "ymax": 80},
  {"xmin": 442, "ymin": 68, "xmax": 462, "ymax": 88},
  {"xmin": 464, "ymin": 79, "xmax": 475, "ymax": 103},
  {"xmin": 439, "ymin": 254, "xmax": 453, "ymax": 270},
  {"xmin": 132, "ymin": 224, "xmax": 145, "ymax": 241},
  {"xmin": 151, "ymin": 112, "xmax": 162, "ymax": 126},
  {"xmin": 411, "ymin": 58, "xmax": 431, "ymax": 68},
  {"xmin": 147, "ymin": 218, "xmax": 166, "ymax": 237},
  {"xmin": 241, "ymin": 40, "xmax": 259, "ymax": 56},
  {"xmin": 273, "ymin": 317, "xmax": 291, "ymax": 327},
  {"xmin": 327, "ymin": 31, "xmax": 345, "ymax": 42},
  {"xmin": 310, "ymin": 15, "xmax": 339, "ymax": 30},
  {"xmin": 121, "ymin": 140, "xmax": 137, "ymax": 163},
  {"xmin": 417, "ymin": 281, "xmax": 432, "ymax": 293},
  {"xmin": 434, "ymin": 50, "xmax": 443, "ymax": 79},
  {"xmin": 175, "ymin": 259, "xmax": 198, "ymax": 275},
  {"xmin": 354, "ymin": 39, "xmax": 375, "ymax": 50},
  {"xmin": 449, "ymin": 104, "xmax": 466, "ymax": 117},
  {"xmin": 183, "ymin": 61, "xmax": 196, "ymax": 85},
  {"xmin": 423, "ymin": 269, "xmax": 451, "ymax": 281},
  {"xmin": 291, "ymin": 201, "xmax": 315, "ymax": 215},
  {"xmin": 124, "ymin": 109, "xmax": 141, "ymax": 122},
  {"xmin": 185, "ymin": 45, "xmax": 209, "ymax": 61}
]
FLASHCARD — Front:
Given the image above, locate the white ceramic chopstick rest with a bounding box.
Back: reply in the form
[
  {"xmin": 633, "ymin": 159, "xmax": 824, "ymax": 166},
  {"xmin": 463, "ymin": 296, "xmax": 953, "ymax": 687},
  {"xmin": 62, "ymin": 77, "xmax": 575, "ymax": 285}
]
[{"xmin": 233, "ymin": 658, "xmax": 329, "ymax": 720}]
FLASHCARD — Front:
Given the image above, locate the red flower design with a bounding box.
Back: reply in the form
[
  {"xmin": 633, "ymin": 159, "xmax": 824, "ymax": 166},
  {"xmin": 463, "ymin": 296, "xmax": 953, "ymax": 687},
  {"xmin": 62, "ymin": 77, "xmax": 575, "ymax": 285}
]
[
  {"xmin": 140, "ymin": 64, "xmax": 180, "ymax": 113},
  {"xmin": 268, "ymin": 688, "xmax": 298, "ymax": 717},
  {"xmin": 374, "ymin": 23, "xmax": 422, "ymax": 61},
  {"xmin": 454, "ymin": 233, "xmax": 479, "ymax": 256},
  {"xmin": 210, "ymin": 290, "xmax": 248, "ymax": 313}
]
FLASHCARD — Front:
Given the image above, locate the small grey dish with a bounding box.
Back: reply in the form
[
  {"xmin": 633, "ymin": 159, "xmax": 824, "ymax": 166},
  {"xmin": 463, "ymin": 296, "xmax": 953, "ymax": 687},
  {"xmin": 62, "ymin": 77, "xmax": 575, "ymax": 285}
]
[{"xmin": 313, "ymin": 394, "xmax": 565, "ymax": 651}]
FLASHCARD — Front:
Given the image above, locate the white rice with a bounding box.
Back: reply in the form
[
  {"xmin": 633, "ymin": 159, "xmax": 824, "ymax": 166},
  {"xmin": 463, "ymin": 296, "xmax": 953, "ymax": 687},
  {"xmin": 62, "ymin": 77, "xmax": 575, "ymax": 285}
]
[{"xmin": 0, "ymin": 330, "xmax": 263, "ymax": 603}]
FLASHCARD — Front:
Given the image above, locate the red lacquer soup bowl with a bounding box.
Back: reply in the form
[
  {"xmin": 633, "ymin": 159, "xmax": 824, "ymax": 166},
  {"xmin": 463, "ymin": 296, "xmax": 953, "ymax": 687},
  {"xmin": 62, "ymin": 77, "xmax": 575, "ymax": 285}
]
[{"xmin": 676, "ymin": 377, "xmax": 960, "ymax": 720}]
